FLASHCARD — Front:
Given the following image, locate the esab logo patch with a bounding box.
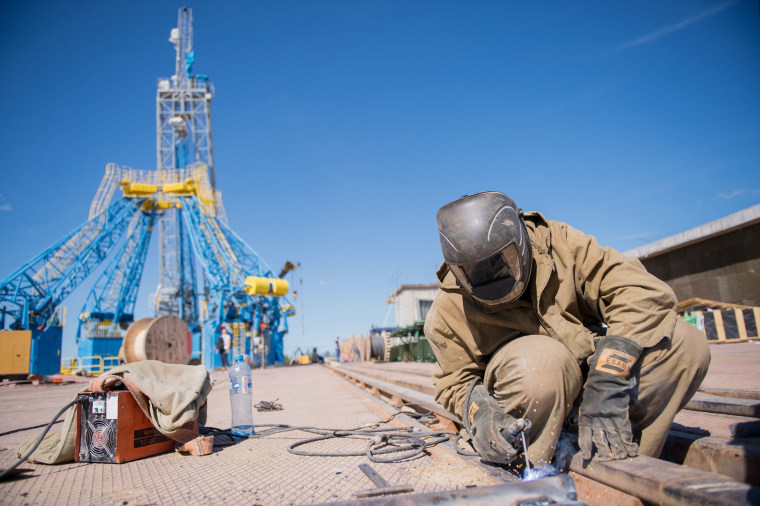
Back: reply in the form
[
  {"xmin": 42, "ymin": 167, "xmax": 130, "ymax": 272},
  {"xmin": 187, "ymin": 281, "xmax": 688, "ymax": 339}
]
[{"xmin": 595, "ymin": 348, "xmax": 636, "ymax": 378}]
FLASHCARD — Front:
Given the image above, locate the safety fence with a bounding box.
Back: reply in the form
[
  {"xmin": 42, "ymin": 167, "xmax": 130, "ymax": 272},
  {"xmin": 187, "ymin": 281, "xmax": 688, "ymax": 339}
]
[{"xmin": 60, "ymin": 355, "xmax": 120, "ymax": 377}]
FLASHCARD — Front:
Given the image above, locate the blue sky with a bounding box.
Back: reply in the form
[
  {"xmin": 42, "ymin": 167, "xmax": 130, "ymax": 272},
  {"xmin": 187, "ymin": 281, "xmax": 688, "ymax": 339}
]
[{"xmin": 1, "ymin": 1, "xmax": 758, "ymax": 358}]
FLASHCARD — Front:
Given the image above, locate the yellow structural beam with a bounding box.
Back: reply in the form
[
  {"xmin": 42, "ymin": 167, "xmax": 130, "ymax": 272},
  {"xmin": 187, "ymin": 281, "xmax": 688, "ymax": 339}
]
[
  {"xmin": 120, "ymin": 182, "xmax": 159, "ymax": 197},
  {"xmin": 244, "ymin": 276, "xmax": 289, "ymax": 297},
  {"xmin": 163, "ymin": 179, "xmax": 198, "ymax": 195}
]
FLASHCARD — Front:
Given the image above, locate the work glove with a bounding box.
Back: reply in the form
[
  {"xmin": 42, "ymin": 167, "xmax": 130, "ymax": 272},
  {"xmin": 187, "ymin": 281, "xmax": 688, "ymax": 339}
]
[
  {"xmin": 463, "ymin": 381, "xmax": 531, "ymax": 464},
  {"xmin": 579, "ymin": 335, "xmax": 643, "ymax": 461}
]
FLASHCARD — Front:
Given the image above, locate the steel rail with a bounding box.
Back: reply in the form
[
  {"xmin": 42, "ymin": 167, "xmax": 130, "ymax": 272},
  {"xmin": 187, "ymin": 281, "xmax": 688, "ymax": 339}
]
[{"xmin": 325, "ymin": 362, "xmax": 760, "ymax": 506}]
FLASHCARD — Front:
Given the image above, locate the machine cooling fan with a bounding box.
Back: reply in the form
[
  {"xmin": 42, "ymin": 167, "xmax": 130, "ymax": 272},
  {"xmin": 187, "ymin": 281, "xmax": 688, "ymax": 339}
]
[{"xmin": 85, "ymin": 418, "xmax": 117, "ymax": 461}]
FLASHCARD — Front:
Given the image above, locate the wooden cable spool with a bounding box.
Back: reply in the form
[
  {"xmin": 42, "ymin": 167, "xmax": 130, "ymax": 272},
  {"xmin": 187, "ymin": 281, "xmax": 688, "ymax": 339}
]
[{"xmin": 122, "ymin": 315, "xmax": 192, "ymax": 364}]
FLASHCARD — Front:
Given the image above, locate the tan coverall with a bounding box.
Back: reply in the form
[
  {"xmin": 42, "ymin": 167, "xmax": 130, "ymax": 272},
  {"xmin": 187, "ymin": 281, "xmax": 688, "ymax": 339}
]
[{"xmin": 424, "ymin": 212, "xmax": 711, "ymax": 464}]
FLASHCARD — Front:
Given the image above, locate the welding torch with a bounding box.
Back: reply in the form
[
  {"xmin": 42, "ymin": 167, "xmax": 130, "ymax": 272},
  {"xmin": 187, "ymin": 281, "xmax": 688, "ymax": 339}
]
[{"xmin": 502, "ymin": 417, "xmax": 532, "ymax": 472}]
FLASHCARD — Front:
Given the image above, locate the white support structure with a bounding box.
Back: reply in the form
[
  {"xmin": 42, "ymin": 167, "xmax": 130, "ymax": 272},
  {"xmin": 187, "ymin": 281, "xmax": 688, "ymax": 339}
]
[{"xmin": 155, "ymin": 7, "xmax": 216, "ymax": 318}]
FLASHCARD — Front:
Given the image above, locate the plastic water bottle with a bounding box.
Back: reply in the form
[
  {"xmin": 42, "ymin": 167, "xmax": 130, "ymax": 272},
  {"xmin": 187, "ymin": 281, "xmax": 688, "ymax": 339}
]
[{"xmin": 229, "ymin": 355, "xmax": 254, "ymax": 436}]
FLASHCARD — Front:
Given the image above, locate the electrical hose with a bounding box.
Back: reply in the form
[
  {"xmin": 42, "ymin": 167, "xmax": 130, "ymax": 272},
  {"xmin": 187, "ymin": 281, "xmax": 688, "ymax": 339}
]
[{"xmin": 0, "ymin": 396, "xmax": 83, "ymax": 482}]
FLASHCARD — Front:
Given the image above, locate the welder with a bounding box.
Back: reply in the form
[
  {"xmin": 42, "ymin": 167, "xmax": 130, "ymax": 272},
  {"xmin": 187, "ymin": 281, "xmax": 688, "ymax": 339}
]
[{"xmin": 425, "ymin": 191, "xmax": 710, "ymax": 466}]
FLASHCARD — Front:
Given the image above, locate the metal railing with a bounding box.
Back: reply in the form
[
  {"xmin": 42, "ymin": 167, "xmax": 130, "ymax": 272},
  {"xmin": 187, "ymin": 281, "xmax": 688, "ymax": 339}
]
[{"xmin": 60, "ymin": 355, "xmax": 120, "ymax": 377}]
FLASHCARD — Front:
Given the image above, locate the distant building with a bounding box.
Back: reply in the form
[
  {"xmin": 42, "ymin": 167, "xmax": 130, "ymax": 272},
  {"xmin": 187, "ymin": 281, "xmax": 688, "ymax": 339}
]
[
  {"xmin": 625, "ymin": 204, "xmax": 760, "ymax": 307},
  {"xmin": 389, "ymin": 284, "xmax": 439, "ymax": 327}
]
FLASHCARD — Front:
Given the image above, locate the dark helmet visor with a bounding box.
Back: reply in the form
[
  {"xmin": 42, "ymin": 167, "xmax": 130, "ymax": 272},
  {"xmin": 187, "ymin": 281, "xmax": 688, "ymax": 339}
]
[
  {"xmin": 437, "ymin": 191, "xmax": 533, "ymax": 307},
  {"xmin": 449, "ymin": 242, "xmax": 524, "ymax": 303}
]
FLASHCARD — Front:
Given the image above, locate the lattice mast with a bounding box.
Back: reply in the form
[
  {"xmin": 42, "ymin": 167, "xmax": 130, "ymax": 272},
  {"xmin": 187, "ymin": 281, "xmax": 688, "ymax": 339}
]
[
  {"xmin": 155, "ymin": 7, "xmax": 216, "ymax": 321},
  {"xmin": 0, "ymin": 7, "xmax": 293, "ymax": 374}
]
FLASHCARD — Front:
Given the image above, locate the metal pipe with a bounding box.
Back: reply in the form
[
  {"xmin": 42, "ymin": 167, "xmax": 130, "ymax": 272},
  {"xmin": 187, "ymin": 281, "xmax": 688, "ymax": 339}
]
[{"xmin": 327, "ymin": 474, "xmax": 581, "ymax": 505}]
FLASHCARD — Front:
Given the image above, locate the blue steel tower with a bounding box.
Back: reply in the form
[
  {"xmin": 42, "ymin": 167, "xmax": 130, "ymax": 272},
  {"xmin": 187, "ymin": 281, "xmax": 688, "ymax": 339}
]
[{"xmin": 0, "ymin": 7, "xmax": 294, "ymax": 376}]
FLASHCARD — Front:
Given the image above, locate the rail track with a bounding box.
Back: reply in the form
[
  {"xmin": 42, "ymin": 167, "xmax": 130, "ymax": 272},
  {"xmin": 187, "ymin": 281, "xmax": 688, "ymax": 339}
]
[{"xmin": 325, "ymin": 361, "xmax": 760, "ymax": 506}]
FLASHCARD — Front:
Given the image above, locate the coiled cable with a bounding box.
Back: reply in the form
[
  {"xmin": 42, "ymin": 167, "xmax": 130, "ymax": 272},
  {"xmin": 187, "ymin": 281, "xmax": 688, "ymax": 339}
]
[{"xmin": 252, "ymin": 404, "xmax": 456, "ymax": 463}]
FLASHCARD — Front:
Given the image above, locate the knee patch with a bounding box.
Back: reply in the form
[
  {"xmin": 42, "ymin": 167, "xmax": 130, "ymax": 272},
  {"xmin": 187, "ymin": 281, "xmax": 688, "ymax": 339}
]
[{"xmin": 485, "ymin": 335, "xmax": 582, "ymax": 411}]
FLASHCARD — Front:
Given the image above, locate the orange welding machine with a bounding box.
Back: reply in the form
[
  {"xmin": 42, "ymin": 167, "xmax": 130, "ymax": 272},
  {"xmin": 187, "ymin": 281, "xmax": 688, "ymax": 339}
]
[{"xmin": 75, "ymin": 390, "xmax": 175, "ymax": 463}]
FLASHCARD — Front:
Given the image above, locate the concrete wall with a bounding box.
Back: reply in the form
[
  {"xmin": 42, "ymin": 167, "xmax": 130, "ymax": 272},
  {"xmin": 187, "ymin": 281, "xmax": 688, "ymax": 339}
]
[
  {"xmin": 637, "ymin": 222, "xmax": 760, "ymax": 306},
  {"xmin": 391, "ymin": 284, "xmax": 439, "ymax": 327}
]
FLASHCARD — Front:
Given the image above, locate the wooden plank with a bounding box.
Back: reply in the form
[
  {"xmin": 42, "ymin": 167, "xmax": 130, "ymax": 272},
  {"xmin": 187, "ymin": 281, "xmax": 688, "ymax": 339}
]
[
  {"xmin": 687, "ymin": 393, "xmax": 760, "ymax": 418},
  {"xmin": 714, "ymin": 310, "xmax": 726, "ymax": 341},
  {"xmin": 676, "ymin": 297, "xmax": 756, "ymax": 313},
  {"xmin": 698, "ymin": 387, "xmax": 760, "ymax": 401},
  {"xmin": 661, "ymin": 430, "xmax": 760, "ymax": 487},
  {"xmin": 568, "ymin": 471, "xmax": 643, "ymax": 506},
  {"xmin": 735, "ymin": 309, "xmax": 748, "ymax": 339},
  {"xmin": 568, "ymin": 453, "xmax": 759, "ymax": 506}
]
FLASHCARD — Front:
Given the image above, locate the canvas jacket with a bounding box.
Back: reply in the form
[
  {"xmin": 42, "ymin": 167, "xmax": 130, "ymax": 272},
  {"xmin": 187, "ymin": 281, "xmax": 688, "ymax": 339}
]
[{"xmin": 424, "ymin": 211, "xmax": 678, "ymax": 418}]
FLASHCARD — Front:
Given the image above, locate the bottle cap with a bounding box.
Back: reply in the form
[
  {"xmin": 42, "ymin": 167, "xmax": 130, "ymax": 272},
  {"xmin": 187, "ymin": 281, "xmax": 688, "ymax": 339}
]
[{"xmin": 236, "ymin": 354, "xmax": 244, "ymax": 362}]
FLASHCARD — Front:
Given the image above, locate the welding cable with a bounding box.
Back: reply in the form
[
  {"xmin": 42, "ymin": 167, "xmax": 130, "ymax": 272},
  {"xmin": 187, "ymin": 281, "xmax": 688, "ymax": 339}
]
[
  {"xmin": 287, "ymin": 432, "xmax": 430, "ymax": 462},
  {"xmin": 393, "ymin": 404, "xmax": 438, "ymax": 424},
  {"xmin": 284, "ymin": 403, "xmax": 457, "ymax": 462},
  {"xmin": 0, "ymin": 420, "xmax": 64, "ymax": 438},
  {"xmin": 289, "ymin": 426, "xmax": 453, "ymax": 461},
  {"xmin": 454, "ymin": 434, "xmax": 480, "ymax": 457},
  {"xmin": 373, "ymin": 403, "xmax": 436, "ymax": 425},
  {"xmin": 366, "ymin": 434, "xmax": 441, "ymax": 463},
  {"xmin": 247, "ymin": 422, "xmax": 455, "ymax": 462},
  {"xmin": 235, "ymin": 404, "xmax": 455, "ymax": 463},
  {"xmin": 286, "ymin": 429, "xmax": 452, "ymax": 462},
  {"xmin": 366, "ymin": 431, "xmax": 450, "ymax": 463},
  {"xmin": 0, "ymin": 396, "xmax": 84, "ymax": 482}
]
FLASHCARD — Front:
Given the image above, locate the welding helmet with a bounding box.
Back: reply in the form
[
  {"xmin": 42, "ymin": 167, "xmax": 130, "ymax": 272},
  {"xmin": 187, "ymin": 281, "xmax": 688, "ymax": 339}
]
[{"xmin": 436, "ymin": 192, "xmax": 532, "ymax": 308}]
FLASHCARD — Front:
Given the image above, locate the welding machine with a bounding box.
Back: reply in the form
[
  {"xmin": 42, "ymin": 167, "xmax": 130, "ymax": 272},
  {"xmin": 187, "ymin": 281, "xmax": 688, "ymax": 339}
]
[{"xmin": 75, "ymin": 390, "xmax": 176, "ymax": 463}]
